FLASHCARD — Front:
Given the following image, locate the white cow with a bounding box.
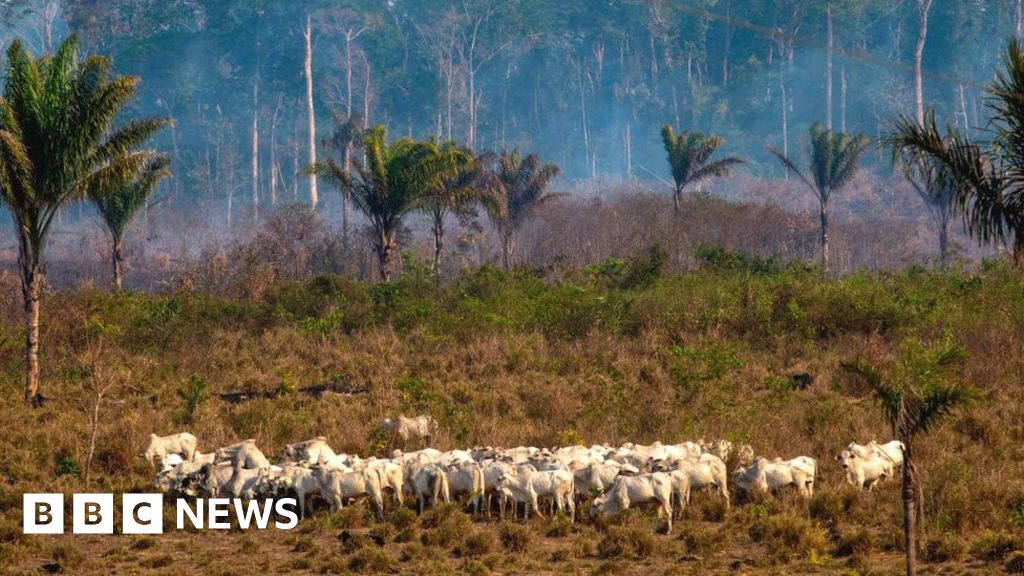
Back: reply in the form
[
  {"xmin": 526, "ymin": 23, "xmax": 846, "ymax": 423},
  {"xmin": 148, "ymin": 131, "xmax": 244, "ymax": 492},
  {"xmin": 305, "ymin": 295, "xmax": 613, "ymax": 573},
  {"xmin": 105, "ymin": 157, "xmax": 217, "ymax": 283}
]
[
  {"xmin": 199, "ymin": 462, "xmax": 277, "ymax": 499},
  {"xmin": 406, "ymin": 464, "xmax": 450, "ymax": 514},
  {"xmin": 733, "ymin": 456, "xmax": 817, "ymax": 498},
  {"xmin": 573, "ymin": 461, "xmax": 638, "ymax": 499},
  {"xmin": 142, "ymin": 432, "xmax": 198, "ymax": 468},
  {"xmin": 313, "ymin": 466, "xmax": 385, "ymax": 520},
  {"xmin": 445, "ymin": 462, "xmax": 486, "ymax": 517},
  {"xmin": 262, "ymin": 465, "xmax": 320, "ymax": 518},
  {"xmin": 498, "ymin": 468, "xmax": 575, "ymax": 521},
  {"xmin": 357, "ymin": 458, "xmax": 404, "ymax": 507},
  {"xmin": 869, "ymin": 440, "xmax": 905, "ymax": 469},
  {"xmin": 590, "ymin": 472, "xmax": 674, "ymax": 533},
  {"xmin": 215, "ymin": 439, "xmax": 271, "ymax": 470},
  {"xmin": 382, "ymin": 415, "xmax": 437, "ymax": 447},
  {"xmin": 284, "ymin": 437, "xmax": 337, "ymax": 466},
  {"xmin": 838, "ymin": 441, "xmax": 904, "ymax": 490},
  {"xmin": 653, "ymin": 454, "xmax": 730, "ymax": 507}
]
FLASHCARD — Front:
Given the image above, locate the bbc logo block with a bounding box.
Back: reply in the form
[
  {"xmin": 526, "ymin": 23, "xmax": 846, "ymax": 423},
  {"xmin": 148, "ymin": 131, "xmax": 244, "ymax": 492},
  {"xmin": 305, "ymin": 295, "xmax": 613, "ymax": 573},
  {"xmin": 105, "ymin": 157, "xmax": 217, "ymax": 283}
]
[{"xmin": 23, "ymin": 493, "xmax": 164, "ymax": 534}]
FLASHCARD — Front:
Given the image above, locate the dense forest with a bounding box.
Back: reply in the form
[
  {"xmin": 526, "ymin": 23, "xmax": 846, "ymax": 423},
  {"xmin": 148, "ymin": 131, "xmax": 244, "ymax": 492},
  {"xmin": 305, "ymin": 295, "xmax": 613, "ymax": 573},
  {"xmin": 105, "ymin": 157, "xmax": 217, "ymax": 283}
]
[{"xmin": 0, "ymin": 0, "xmax": 1017, "ymax": 224}]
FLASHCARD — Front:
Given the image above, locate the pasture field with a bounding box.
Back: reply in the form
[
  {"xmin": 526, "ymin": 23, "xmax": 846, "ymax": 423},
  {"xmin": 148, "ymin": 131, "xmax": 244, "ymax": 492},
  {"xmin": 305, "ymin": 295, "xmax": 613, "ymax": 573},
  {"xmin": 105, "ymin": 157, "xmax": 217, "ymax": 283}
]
[{"xmin": 1, "ymin": 258, "xmax": 1023, "ymax": 575}]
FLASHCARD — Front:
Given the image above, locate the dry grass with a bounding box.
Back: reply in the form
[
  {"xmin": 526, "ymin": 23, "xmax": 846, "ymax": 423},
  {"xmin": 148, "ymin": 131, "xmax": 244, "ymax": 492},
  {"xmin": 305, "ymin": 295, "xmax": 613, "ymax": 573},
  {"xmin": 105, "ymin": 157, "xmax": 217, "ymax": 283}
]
[{"xmin": 1, "ymin": 256, "xmax": 1023, "ymax": 573}]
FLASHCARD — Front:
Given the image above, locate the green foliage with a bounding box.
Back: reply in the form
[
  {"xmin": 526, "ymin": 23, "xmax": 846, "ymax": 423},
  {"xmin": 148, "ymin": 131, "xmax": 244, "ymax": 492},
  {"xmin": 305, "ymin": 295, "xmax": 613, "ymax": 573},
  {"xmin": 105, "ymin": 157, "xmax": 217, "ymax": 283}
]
[
  {"xmin": 890, "ymin": 40, "xmax": 1024, "ymax": 253},
  {"xmin": 660, "ymin": 125, "xmax": 743, "ymax": 207},
  {"xmin": 176, "ymin": 373, "xmax": 209, "ymax": 424},
  {"xmin": 694, "ymin": 245, "xmax": 781, "ymax": 275}
]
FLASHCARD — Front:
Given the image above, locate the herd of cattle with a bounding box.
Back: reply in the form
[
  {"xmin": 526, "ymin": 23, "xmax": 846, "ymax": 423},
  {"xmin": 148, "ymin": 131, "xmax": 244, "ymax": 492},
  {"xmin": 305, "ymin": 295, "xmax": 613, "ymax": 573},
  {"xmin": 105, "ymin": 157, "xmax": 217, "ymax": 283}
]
[{"xmin": 144, "ymin": 415, "xmax": 906, "ymax": 533}]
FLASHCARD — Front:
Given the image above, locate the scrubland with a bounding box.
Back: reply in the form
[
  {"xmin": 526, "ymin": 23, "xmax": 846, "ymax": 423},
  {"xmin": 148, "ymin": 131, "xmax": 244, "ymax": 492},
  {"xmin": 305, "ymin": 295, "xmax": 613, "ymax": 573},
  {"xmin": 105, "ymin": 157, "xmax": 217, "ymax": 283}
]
[{"xmin": 0, "ymin": 242, "xmax": 1022, "ymax": 574}]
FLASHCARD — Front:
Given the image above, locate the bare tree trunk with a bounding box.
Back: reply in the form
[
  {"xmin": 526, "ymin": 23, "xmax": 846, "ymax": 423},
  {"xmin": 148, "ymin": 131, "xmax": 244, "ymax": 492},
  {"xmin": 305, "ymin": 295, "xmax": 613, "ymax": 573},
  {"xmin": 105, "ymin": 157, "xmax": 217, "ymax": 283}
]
[
  {"xmin": 304, "ymin": 14, "xmax": 319, "ymax": 209},
  {"xmin": 914, "ymin": 0, "xmax": 933, "ymax": 126},
  {"xmin": 20, "ymin": 246, "xmax": 41, "ymax": 406},
  {"xmin": 840, "ymin": 66, "xmax": 847, "ymax": 132},
  {"xmin": 112, "ymin": 239, "xmax": 124, "ymax": 292},
  {"xmin": 345, "ymin": 31, "xmax": 354, "ymax": 118},
  {"xmin": 820, "ymin": 203, "xmax": 831, "ymax": 275},
  {"xmin": 362, "ymin": 50, "xmax": 372, "ymax": 128},
  {"xmin": 1017, "ymin": 0, "xmax": 1022, "ymax": 41},
  {"xmin": 780, "ymin": 60, "xmax": 789, "ymax": 177},
  {"xmin": 270, "ymin": 98, "xmax": 281, "ymax": 206},
  {"xmin": 826, "ymin": 5, "xmax": 833, "ymax": 131},
  {"xmin": 251, "ymin": 78, "xmax": 260, "ymax": 222},
  {"xmin": 902, "ymin": 442, "xmax": 917, "ymax": 576},
  {"xmin": 624, "ymin": 121, "xmax": 632, "ymax": 180}
]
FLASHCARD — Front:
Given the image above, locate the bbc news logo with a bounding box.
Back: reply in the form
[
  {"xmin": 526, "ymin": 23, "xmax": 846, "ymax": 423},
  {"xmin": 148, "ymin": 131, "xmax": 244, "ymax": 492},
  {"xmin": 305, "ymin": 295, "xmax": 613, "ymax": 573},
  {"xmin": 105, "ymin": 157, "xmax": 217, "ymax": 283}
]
[{"xmin": 23, "ymin": 494, "xmax": 299, "ymax": 534}]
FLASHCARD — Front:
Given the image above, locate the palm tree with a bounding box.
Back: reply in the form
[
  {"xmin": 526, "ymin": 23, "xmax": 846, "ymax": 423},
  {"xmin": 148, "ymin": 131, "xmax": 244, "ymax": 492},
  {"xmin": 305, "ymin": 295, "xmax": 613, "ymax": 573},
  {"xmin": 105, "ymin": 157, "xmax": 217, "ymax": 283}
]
[
  {"xmin": 321, "ymin": 110, "xmax": 364, "ymax": 242},
  {"xmin": 660, "ymin": 125, "xmax": 743, "ymax": 214},
  {"xmin": 307, "ymin": 125, "xmax": 430, "ymax": 282},
  {"xmin": 890, "ymin": 40, "xmax": 1024, "ymax": 265},
  {"xmin": 481, "ymin": 149, "xmax": 560, "ymax": 270},
  {"xmin": 416, "ymin": 140, "xmax": 481, "ymax": 279},
  {"xmin": 0, "ymin": 38, "xmax": 167, "ymax": 405},
  {"xmin": 841, "ymin": 339, "xmax": 975, "ymax": 576},
  {"xmin": 768, "ymin": 123, "xmax": 870, "ymax": 275},
  {"xmin": 91, "ymin": 155, "xmax": 171, "ymax": 291},
  {"xmin": 894, "ymin": 152, "xmax": 956, "ymax": 268}
]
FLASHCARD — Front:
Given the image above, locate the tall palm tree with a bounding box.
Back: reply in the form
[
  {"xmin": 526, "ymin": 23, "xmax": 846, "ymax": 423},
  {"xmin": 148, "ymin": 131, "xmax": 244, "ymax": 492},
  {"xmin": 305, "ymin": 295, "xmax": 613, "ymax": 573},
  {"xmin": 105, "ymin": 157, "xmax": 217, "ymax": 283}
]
[
  {"xmin": 91, "ymin": 155, "xmax": 171, "ymax": 291},
  {"xmin": 890, "ymin": 40, "xmax": 1024, "ymax": 265},
  {"xmin": 416, "ymin": 140, "xmax": 481, "ymax": 279},
  {"xmin": 841, "ymin": 339, "xmax": 974, "ymax": 576},
  {"xmin": 481, "ymin": 149, "xmax": 560, "ymax": 270},
  {"xmin": 660, "ymin": 125, "xmax": 743, "ymax": 214},
  {"xmin": 0, "ymin": 38, "xmax": 167, "ymax": 405},
  {"xmin": 321, "ymin": 110, "xmax": 364, "ymax": 241},
  {"xmin": 307, "ymin": 125, "xmax": 430, "ymax": 282},
  {"xmin": 768, "ymin": 123, "xmax": 870, "ymax": 275}
]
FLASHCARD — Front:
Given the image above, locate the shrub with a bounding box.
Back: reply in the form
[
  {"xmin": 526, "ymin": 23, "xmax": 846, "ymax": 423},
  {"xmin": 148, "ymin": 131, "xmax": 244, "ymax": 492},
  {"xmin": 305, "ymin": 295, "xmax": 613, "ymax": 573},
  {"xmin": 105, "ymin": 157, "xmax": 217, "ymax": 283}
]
[
  {"xmin": 971, "ymin": 531, "xmax": 1022, "ymax": 562},
  {"xmin": 597, "ymin": 526, "xmax": 655, "ymax": 559},
  {"xmin": 749, "ymin": 515, "xmax": 829, "ymax": 562},
  {"xmin": 677, "ymin": 523, "xmax": 728, "ymax": 556},
  {"xmin": 1006, "ymin": 551, "xmax": 1024, "ymax": 574},
  {"xmin": 51, "ymin": 542, "xmax": 84, "ymax": 570},
  {"xmin": 337, "ymin": 530, "xmax": 368, "ymax": 554},
  {"xmin": 833, "ymin": 527, "xmax": 874, "ymax": 558},
  {"xmin": 176, "ymin": 373, "xmax": 209, "ymax": 424},
  {"xmin": 546, "ymin": 515, "xmax": 573, "ymax": 538},
  {"xmin": 389, "ymin": 507, "xmax": 417, "ymax": 531},
  {"xmin": 922, "ymin": 532, "xmax": 966, "ymax": 563},
  {"xmin": 420, "ymin": 504, "xmax": 472, "ymax": 549},
  {"xmin": 458, "ymin": 530, "xmax": 496, "ymax": 557},
  {"xmin": 347, "ymin": 548, "xmax": 393, "ymax": 573},
  {"xmin": 498, "ymin": 523, "xmax": 532, "ymax": 553}
]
